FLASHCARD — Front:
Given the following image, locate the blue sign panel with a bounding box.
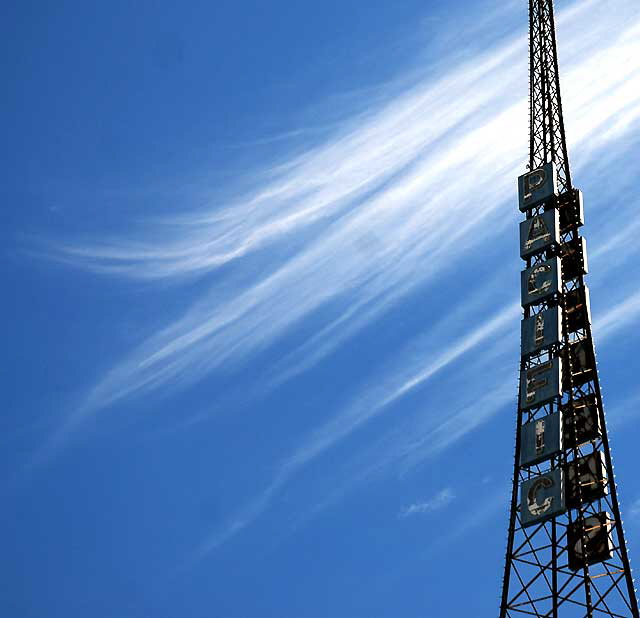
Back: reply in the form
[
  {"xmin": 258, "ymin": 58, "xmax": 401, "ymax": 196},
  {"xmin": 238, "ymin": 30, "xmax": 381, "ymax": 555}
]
[
  {"xmin": 518, "ymin": 162, "xmax": 558, "ymax": 211},
  {"xmin": 521, "ymin": 307, "xmax": 562, "ymax": 357},
  {"xmin": 520, "ymin": 411, "xmax": 562, "ymax": 466},
  {"xmin": 520, "ymin": 357, "xmax": 562, "ymax": 410},
  {"xmin": 521, "ymin": 258, "xmax": 561, "ymax": 307},
  {"xmin": 521, "ymin": 468, "xmax": 565, "ymax": 528},
  {"xmin": 520, "ymin": 209, "xmax": 560, "ymax": 259}
]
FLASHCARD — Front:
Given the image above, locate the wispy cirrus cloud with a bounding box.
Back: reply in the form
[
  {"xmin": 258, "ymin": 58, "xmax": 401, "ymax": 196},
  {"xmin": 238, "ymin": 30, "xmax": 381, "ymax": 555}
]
[
  {"xmin": 196, "ymin": 312, "xmax": 517, "ymax": 555},
  {"xmin": 400, "ymin": 488, "xmax": 455, "ymax": 518},
  {"xmin": 628, "ymin": 499, "xmax": 640, "ymax": 522},
  {"xmin": 195, "ymin": 245, "xmax": 640, "ymax": 555},
  {"xmin": 35, "ymin": 0, "xmax": 640, "ymax": 555},
  {"xmin": 594, "ymin": 288, "xmax": 640, "ymax": 342},
  {"xmin": 46, "ymin": 0, "xmax": 640, "ymax": 424}
]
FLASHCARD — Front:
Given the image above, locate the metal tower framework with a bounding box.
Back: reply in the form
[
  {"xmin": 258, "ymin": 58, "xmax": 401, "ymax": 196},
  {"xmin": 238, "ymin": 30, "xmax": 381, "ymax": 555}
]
[{"xmin": 499, "ymin": 1, "xmax": 638, "ymax": 617}]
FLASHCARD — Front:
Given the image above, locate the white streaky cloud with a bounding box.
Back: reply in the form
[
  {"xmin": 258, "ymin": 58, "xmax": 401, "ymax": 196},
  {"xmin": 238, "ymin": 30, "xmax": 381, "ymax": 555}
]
[
  {"xmin": 196, "ymin": 308, "xmax": 518, "ymax": 555},
  {"xmin": 285, "ymin": 279, "xmax": 640, "ymax": 540},
  {"xmin": 380, "ymin": 303, "xmax": 519, "ymax": 406},
  {"xmin": 285, "ymin": 378, "xmax": 516, "ymax": 539},
  {"xmin": 594, "ymin": 288, "xmax": 640, "ymax": 342},
  {"xmin": 51, "ymin": 33, "xmax": 525, "ymax": 281},
  {"xmin": 193, "ymin": 475, "xmax": 284, "ymax": 557},
  {"xmin": 605, "ymin": 391, "xmax": 640, "ymax": 429},
  {"xmin": 386, "ymin": 281, "xmax": 640, "ymax": 478},
  {"xmin": 194, "ymin": 278, "xmax": 640, "ymax": 555},
  {"xmin": 75, "ymin": 80, "xmax": 526, "ymax": 412},
  {"xmin": 367, "ymin": 376, "xmax": 516, "ymax": 479},
  {"xmin": 422, "ymin": 487, "xmax": 509, "ymax": 558},
  {"xmin": 562, "ymin": 22, "xmax": 640, "ymax": 154},
  {"xmin": 277, "ymin": 300, "xmax": 516, "ymax": 471},
  {"xmin": 35, "ymin": 0, "xmax": 640, "ymax": 551},
  {"xmin": 400, "ymin": 488, "xmax": 455, "ymax": 518},
  {"xmin": 56, "ymin": 3, "xmax": 640, "ymax": 417},
  {"xmin": 284, "ymin": 298, "xmax": 517, "ymax": 477},
  {"xmin": 590, "ymin": 214, "xmax": 640, "ymax": 267}
]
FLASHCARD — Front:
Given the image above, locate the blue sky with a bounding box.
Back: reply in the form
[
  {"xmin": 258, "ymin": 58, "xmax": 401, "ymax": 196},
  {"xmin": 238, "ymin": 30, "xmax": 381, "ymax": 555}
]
[{"xmin": 3, "ymin": 1, "xmax": 640, "ymax": 616}]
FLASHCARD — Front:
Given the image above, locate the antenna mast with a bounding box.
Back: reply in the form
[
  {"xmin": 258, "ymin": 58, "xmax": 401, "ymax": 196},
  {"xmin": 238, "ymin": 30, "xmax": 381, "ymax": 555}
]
[{"xmin": 499, "ymin": 1, "xmax": 638, "ymax": 616}]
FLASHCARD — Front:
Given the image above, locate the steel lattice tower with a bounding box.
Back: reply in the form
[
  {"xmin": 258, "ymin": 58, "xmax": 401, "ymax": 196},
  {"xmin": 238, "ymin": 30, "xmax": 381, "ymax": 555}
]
[{"xmin": 499, "ymin": 1, "xmax": 638, "ymax": 617}]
